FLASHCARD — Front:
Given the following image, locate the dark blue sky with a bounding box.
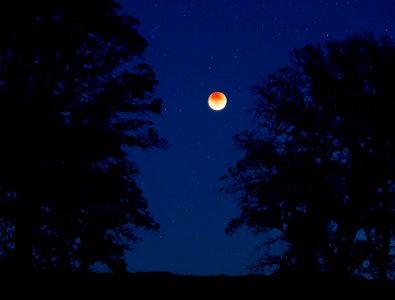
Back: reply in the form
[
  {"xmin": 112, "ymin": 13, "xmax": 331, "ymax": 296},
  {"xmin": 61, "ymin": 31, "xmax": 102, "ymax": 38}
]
[{"xmin": 117, "ymin": 0, "xmax": 395, "ymax": 275}]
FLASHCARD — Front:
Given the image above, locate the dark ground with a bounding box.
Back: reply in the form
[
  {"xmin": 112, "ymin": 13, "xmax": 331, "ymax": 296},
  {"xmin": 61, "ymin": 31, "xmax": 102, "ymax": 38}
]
[{"xmin": 3, "ymin": 272, "xmax": 394, "ymax": 296}]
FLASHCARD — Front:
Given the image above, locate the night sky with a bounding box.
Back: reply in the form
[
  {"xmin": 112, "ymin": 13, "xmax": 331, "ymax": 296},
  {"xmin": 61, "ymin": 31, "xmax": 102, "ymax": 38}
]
[{"xmin": 116, "ymin": 0, "xmax": 395, "ymax": 275}]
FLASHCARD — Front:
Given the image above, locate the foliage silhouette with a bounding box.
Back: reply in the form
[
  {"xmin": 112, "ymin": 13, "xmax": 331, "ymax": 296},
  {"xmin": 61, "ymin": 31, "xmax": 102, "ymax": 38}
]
[
  {"xmin": 221, "ymin": 33, "xmax": 395, "ymax": 279},
  {"xmin": 0, "ymin": 0, "xmax": 166, "ymax": 272}
]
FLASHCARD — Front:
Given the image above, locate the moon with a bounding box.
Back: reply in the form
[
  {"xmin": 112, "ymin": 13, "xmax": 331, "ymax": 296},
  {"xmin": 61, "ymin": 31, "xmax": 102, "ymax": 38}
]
[{"xmin": 208, "ymin": 91, "xmax": 227, "ymax": 111}]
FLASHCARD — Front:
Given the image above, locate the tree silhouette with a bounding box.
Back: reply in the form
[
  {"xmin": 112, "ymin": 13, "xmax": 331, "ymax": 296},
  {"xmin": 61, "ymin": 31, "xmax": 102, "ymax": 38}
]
[
  {"xmin": 221, "ymin": 33, "xmax": 395, "ymax": 279},
  {"xmin": 0, "ymin": 0, "xmax": 166, "ymax": 272}
]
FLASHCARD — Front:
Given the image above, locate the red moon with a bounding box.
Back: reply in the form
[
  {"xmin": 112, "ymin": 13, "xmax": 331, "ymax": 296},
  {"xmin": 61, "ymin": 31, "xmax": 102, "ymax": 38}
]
[{"xmin": 208, "ymin": 92, "xmax": 227, "ymax": 111}]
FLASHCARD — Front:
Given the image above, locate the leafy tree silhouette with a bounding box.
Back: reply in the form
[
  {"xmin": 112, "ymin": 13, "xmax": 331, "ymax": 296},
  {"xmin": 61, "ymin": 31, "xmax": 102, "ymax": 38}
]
[
  {"xmin": 0, "ymin": 0, "xmax": 166, "ymax": 272},
  {"xmin": 221, "ymin": 33, "xmax": 395, "ymax": 280}
]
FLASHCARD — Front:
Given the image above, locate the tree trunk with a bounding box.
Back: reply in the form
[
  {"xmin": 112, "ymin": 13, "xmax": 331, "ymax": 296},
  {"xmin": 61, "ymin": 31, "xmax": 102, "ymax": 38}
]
[
  {"xmin": 57, "ymin": 214, "xmax": 72, "ymax": 271},
  {"xmin": 14, "ymin": 192, "xmax": 32, "ymax": 272},
  {"xmin": 378, "ymin": 225, "xmax": 390, "ymax": 281},
  {"xmin": 332, "ymin": 218, "xmax": 356, "ymax": 278},
  {"xmin": 377, "ymin": 183, "xmax": 391, "ymax": 281}
]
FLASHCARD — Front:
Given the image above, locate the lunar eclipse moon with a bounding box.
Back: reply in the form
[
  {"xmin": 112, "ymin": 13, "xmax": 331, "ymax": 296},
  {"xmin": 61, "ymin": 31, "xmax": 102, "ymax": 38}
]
[{"xmin": 208, "ymin": 92, "xmax": 227, "ymax": 111}]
